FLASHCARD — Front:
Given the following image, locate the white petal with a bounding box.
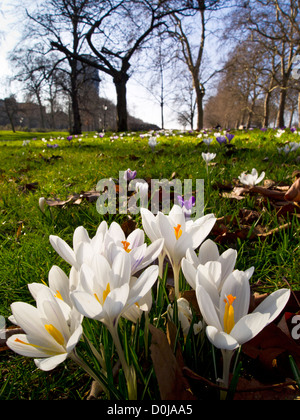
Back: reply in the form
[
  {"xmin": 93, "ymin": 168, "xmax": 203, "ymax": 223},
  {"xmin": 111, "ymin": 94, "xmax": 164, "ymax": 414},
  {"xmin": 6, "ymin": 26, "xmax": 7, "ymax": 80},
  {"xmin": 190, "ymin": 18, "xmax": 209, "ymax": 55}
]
[
  {"xmin": 196, "ymin": 270, "xmax": 220, "ymax": 308},
  {"xmin": 75, "ymin": 241, "xmax": 94, "ymax": 266},
  {"xmin": 181, "ymin": 258, "xmax": 197, "ymax": 290},
  {"xmin": 108, "ymin": 221, "xmax": 125, "ymax": 242},
  {"xmin": 230, "ymin": 312, "xmax": 270, "ymax": 345},
  {"xmin": 206, "ymin": 326, "xmax": 239, "ymax": 350},
  {"xmin": 196, "ymin": 285, "xmax": 222, "ymax": 330},
  {"xmin": 71, "ymin": 290, "xmax": 103, "ymax": 320},
  {"xmin": 103, "ymin": 283, "xmax": 130, "ymax": 324},
  {"xmin": 198, "ymin": 239, "xmax": 220, "ymax": 264},
  {"xmin": 255, "ymin": 171, "xmax": 265, "ymax": 185},
  {"xmin": 10, "ymin": 302, "xmax": 51, "ymax": 344},
  {"xmin": 6, "ymin": 334, "xmax": 55, "ymax": 358},
  {"xmin": 253, "ymin": 288, "xmax": 290, "ymax": 324},
  {"xmin": 66, "ymin": 324, "xmax": 83, "ymax": 353},
  {"xmin": 141, "ymin": 208, "xmax": 161, "ymax": 242},
  {"xmin": 157, "ymin": 212, "xmax": 176, "ymax": 255},
  {"xmin": 127, "ymin": 229, "xmax": 145, "ymax": 248},
  {"xmin": 220, "ymin": 270, "xmax": 251, "ymax": 323},
  {"xmin": 73, "ymin": 226, "xmax": 90, "ymax": 252},
  {"xmin": 218, "ymin": 248, "xmax": 237, "ymax": 283},
  {"xmin": 127, "ymin": 265, "xmax": 158, "ymax": 307},
  {"xmin": 112, "ymin": 250, "xmax": 131, "ymax": 288},
  {"xmin": 186, "ymin": 216, "xmax": 216, "ymax": 249},
  {"xmin": 49, "ymin": 235, "xmax": 77, "ymax": 268},
  {"xmin": 185, "ymin": 248, "xmax": 200, "ymax": 267},
  {"xmin": 35, "ymin": 353, "xmax": 68, "ymax": 371}
]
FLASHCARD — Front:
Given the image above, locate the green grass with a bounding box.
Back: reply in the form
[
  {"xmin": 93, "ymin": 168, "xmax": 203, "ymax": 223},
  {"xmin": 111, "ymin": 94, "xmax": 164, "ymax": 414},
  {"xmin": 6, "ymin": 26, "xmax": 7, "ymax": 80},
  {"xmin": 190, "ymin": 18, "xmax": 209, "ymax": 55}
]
[{"xmin": 0, "ymin": 128, "xmax": 299, "ymax": 400}]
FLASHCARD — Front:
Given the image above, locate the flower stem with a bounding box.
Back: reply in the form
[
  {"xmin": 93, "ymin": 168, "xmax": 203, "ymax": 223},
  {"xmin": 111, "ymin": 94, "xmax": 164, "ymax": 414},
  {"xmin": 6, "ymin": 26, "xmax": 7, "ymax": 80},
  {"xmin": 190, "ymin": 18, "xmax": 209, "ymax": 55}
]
[
  {"xmin": 173, "ymin": 264, "xmax": 180, "ymax": 299},
  {"xmin": 70, "ymin": 350, "xmax": 110, "ymax": 398},
  {"xmin": 108, "ymin": 324, "xmax": 137, "ymax": 400},
  {"xmin": 220, "ymin": 349, "xmax": 235, "ymax": 400}
]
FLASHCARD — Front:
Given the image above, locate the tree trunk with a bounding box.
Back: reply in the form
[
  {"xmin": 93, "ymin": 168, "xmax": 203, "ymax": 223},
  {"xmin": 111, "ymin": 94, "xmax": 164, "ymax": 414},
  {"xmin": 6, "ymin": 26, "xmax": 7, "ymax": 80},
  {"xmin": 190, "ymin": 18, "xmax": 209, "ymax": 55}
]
[
  {"xmin": 70, "ymin": 62, "xmax": 82, "ymax": 135},
  {"xmin": 276, "ymin": 86, "xmax": 287, "ymax": 128},
  {"xmin": 114, "ymin": 73, "xmax": 129, "ymax": 132},
  {"xmin": 194, "ymin": 81, "xmax": 205, "ymax": 131},
  {"xmin": 4, "ymin": 98, "xmax": 16, "ymax": 132},
  {"xmin": 36, "ymin": 92, "xmax": 46, "ymax": 130},
  {"xmin": 263, "ymin": 90, "xmax": 271, "ymax": 128}
]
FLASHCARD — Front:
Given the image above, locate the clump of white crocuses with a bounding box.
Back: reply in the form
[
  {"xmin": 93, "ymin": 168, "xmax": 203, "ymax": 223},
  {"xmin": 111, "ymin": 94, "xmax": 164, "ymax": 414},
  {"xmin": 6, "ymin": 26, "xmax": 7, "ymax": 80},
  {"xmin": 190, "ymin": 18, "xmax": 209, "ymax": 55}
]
[{"xmin": 6, "ymin": 203, "xmax": 291, "ymax": 400}]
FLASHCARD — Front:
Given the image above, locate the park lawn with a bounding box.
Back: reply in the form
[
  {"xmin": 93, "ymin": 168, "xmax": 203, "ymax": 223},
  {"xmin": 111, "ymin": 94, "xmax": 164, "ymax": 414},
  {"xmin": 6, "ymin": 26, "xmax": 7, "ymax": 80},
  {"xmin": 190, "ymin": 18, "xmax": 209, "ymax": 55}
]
[{"xmin": 0, "ymin": 128, "xmax": 299, "ymax": 399}]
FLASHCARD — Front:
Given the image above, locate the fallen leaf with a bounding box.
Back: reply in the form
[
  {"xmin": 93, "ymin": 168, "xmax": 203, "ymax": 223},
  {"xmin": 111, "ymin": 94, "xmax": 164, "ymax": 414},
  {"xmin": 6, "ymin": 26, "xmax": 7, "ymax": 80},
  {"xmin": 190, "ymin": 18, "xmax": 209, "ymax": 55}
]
[
  {"xmin": 285, "ymin": 178, "xmax": 300, "ymax": 202},
  {"xmin": 222, "ymin": 187, "xmax": 247, "ymax": 200},
  {"xmin": 242, "ymin": 322, "xmax": 300, "ymax": 383},
  {"xmin": 149, "ymin": 324, "xmax": 196, "ymax": 400},
  {"xmin": 249, "ymin": 186, "xmax": 286, "ymax": 201}
]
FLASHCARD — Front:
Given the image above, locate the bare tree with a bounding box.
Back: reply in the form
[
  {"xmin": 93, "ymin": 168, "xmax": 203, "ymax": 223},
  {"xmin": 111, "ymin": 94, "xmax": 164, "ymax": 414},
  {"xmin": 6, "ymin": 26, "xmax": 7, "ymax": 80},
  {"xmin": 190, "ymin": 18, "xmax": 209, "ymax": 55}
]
[
  {"xmin": 228, "ymin": 0, "xmax": 300, "ymax": 128},
  {"xmin": 49, "ymin": 1, "xmax": 194, "ymax": 132},
  {"xmin": 166, "ymin": 0, "xmax": 229, "ymax": 130}
]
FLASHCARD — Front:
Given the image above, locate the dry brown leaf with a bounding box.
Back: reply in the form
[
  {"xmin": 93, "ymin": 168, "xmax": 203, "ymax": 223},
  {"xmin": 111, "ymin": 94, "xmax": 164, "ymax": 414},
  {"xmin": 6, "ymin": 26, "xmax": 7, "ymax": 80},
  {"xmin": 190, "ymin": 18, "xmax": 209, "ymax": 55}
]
[
  {"xmin": 285, "ymin": 178, "xmax": 300, "ymax": 202},
  {"xmin": 149, "ymin": 324, "xmax": 196, "ymax": 400},
  {"xmin": 242, "ymin": 322, "xmax": 300, "ymax": 382},
  {"xmin": 222, "ymin": 187, "xmax": 247, "ymax": 200},
  {"xmin": 249, "ymin": 186, "xmax": 286, "ymax": 200}
]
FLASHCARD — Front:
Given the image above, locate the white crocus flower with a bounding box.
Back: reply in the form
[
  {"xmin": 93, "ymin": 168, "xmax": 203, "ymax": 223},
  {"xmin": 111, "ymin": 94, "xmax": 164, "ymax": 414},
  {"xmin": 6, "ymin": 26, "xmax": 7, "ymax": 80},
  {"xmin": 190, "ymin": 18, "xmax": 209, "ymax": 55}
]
[
  {"xmin": 71, "ymin": 250, "xmax": 158, "ymax": 327},
  {"xmin": 49, "ymin": 221, "xmax": 108, "ymax": 271},
  {"xmin": 202, "ymin": 152, "xmax": 216, "ymax": 164},
  {"xmin": 196, "ymin": 270, "xmax": 290, "ymax": 389},
  {"xmin": 7, "ymin": 288, "xmax": 83, "ymax": 372},
  {"xmin": 157, "ymin": 205, "xmax": 216, "ymax": 298},
  {"xmin": 167, "ymin": 298, "xmax": 193, "ymax": 339},
  {"xmin": 104, "ymin": 221, "xmax": 164, "ymax": 275},
  {"xmin": 182, "ymin": 239, "xmax": 238, "ymax": 293},
  {"xmin": 238, "ymin": 168, "xmax": 265, "ymax": 187}
]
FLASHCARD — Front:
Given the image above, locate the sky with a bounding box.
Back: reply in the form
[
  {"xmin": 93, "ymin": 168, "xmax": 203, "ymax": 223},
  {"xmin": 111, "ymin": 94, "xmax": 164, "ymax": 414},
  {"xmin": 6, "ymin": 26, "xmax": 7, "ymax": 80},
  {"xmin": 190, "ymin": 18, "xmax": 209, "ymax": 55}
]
[{"xmin": 0, "ymin": 1, "xmax": 227, "ymax": 130}]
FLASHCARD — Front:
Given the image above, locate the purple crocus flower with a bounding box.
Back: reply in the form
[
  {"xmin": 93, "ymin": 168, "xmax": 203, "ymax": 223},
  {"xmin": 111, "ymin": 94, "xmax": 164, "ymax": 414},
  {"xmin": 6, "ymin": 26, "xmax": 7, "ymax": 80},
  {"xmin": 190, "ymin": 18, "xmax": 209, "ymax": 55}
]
[
  {"xmin": 47, "ymin": 143, "xmax": 59, "ymax": 148},
  {"xmin": 177, "ymin": 195, "xmax": 195, "ymax": 210},
  {"xmin": 67, "ymin": 135, "xmax": 73, "ymax": 141},
  {"xmin": 124, "ymin": 169, "xmax": 137, "ymax": 181},
  {"xmin": 177, "ymin": 195, "xmax": 196, "ymax": 219},
  {"xmin": 226, "ymin": 133, "xmax": 235, "ymax": 142},
  {"xmin": 216, "ymin": 136, "xmax": 227, "ymax": 145}
]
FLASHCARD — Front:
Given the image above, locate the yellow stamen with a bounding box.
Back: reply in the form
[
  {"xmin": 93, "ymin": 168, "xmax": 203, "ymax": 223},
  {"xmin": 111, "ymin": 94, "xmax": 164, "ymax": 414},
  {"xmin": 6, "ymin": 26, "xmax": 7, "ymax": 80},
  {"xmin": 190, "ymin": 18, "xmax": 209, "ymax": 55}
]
[
  {"xmin": 45, "ymin": 324, "xmax": 65, "ymax": 346},
  {"xmin": 103, "ymin": 283, "xmax": 111, "ymax": 304},
  {"xmin": 55, "ymin": 290, "xmax": 63, "ymax": 301},
  {"xmin": 94, "ymin": 293, "xmax": 101, "ymax": 303},
  {"xmin": 94, "ymin": 283, "xmax": 111, "ymax": 305},
  {"xmin": 121, "ymin": 240, "xmax": 132, "ymax": 253},
  {"xmin": 174, "ymin": 224, "xmax": 182, "ymax": 240},
  {"xmin": 15, "ymin": 337, "xmax": 41, "ymax": 348},
  {"xmin": 223, "ymin": 294, "xmax": 236, "ymax": 334}
]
